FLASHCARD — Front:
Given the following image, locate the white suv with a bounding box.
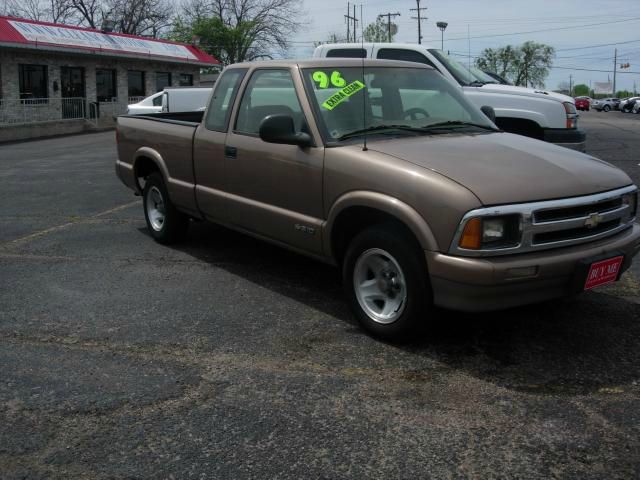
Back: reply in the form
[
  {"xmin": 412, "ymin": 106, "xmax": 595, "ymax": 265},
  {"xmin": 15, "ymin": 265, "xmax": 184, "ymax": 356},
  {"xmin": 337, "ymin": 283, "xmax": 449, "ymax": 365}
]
[{"xmin": 314, "ymin": 43, "xmax": 585, "ymax": 151}]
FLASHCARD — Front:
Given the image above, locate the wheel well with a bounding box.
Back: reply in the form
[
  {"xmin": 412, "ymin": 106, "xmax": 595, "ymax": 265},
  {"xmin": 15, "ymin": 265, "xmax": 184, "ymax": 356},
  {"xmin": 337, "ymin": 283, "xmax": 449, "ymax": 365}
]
[
  {"xmin": 134, "ymin": 156, "xmax": 161, "ymax": 191},
  {"xmin": 331, "ymin": 207, "xmax": 422, "ymax": 264},
  {"xmin": 495, "ymin": 117, "xmax": 544, "ymax": 140}
]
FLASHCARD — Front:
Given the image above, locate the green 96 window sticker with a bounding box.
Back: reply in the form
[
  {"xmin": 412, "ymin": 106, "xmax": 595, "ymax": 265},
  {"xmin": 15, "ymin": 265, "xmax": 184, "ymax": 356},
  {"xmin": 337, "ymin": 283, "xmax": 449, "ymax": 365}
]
[
  {"xmin": 321, "ymin": 80, "xmax": 365, "ymax": 110},
  {"xmin": 313, "ymin": 70, "xmax": 347, "ymax": 89}
]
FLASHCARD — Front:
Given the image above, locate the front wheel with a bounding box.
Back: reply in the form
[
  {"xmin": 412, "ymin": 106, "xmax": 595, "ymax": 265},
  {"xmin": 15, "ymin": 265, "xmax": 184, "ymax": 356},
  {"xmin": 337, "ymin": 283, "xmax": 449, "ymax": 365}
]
[
  {"xmin": 343, "ymin": 226, "xmax": 431, "ymax": 340},
  {"xmin": 143, "ymin": 172, "xmax": 189, "ymax": 244},
  {"xmin": 603, "ymin": 105, "xmax": 611, "ymax": 112}
]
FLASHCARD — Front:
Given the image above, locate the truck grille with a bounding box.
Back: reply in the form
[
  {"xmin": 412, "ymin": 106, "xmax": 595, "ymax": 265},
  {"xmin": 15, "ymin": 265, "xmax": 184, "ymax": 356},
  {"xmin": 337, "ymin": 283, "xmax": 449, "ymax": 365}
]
[
  {"xmin": 533, "ymin": 198, "xmax": 622, "ymax": 223},
  {"xmin": 450, "ymin": 186, "xmax": 638, "ymax": 257}
]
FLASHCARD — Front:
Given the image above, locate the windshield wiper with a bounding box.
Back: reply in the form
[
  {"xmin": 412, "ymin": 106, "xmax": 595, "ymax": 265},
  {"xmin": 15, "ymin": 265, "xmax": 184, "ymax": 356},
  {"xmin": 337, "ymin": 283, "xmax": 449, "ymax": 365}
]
[
  {"xmin": 469, "ymin": 80, "xmax": 486, "ymax": 87},
  {"xmin": 419, "ymin": 120, "xmax": 498, "ymax": 131},
  {"xmin": 337, "ymin": 124, "xmax": 426, "ymax": 141}
]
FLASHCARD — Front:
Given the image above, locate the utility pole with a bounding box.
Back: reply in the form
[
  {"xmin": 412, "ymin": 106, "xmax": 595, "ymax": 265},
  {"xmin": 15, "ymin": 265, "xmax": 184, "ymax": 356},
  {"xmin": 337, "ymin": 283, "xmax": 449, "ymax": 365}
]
[
  {"xmin": 569, "ymin": 74, "xmax": 573, "ymax": 96},
  {"xmin": 345, "ymin": 2, "xmax": 358, "ymax": 43},
  {"xmin": 613, "ymin": 48, "xmax": 617, "ymax": 96},
  {"xmin": 410, "ymin": 0, "xmax": 428, "ymax": 44},
  {"xmin": 353, "ymin": 4, "xmax": 358, "ymax": 42},
  {"xmin": 378, "ymin": 12, "xmax": 401, "ymax": 43}
]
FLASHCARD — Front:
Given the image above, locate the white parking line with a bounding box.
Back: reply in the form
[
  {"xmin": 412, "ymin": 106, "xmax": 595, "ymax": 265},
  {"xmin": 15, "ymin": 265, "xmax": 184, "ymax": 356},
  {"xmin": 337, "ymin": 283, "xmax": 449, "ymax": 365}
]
[{"xmin": 1, "ymin": 200, "xmax": 139, "ymax": 247}]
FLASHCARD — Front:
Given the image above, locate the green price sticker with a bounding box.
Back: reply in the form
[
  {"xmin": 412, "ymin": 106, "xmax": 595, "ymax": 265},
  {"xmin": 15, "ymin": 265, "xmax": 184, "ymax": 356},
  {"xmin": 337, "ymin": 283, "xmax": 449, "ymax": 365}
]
[
  {"xmin": 312, "ymin": 70, "xmax": 347, "ymax": 89},
  {"xmin": 321, "ymin": 80, "xmax": 365, "ymax": 110}
]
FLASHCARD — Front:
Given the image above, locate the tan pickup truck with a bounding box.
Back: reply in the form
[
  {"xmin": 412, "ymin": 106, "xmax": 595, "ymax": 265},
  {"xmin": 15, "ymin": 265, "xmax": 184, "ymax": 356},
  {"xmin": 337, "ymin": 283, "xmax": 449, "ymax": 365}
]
[{"xmin": 116, "ymin": 59, "xmax": 639, "ymax": 339}]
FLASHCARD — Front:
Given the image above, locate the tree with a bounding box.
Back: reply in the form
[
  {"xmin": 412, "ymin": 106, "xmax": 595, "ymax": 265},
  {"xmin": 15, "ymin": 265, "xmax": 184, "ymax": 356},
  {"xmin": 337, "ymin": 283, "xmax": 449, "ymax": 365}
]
[
  {"xmin": 170, "ymin": 0, "xmax": 304, "ymax": 65},
  {"xmin": 474, "ymin": 45, "xmax": 518, "ymax": 80},
  {"xmin": 476, "ymin": 41, "xmax": 555, "ymax": 88},
  {"xmin": 4, "ymin": 0, "xmax": 75, "ymax": 23},
  {"xmin": 105, "ymin": 0, "xmax": 173, "ymax": 36},
  {"xmin": 363, "ymin": 17, "xmax": 395, "ymax": 42},
  {"xmin": 573, "ymin": 84, "xmax": 590, "ymax": 96},
  {"xmin": 314, "ymin": 32, "xmax": 347, "ymax": 48}
]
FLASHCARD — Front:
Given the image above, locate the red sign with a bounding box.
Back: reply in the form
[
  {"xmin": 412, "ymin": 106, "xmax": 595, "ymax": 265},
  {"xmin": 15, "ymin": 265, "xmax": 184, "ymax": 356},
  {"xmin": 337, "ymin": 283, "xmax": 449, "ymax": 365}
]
[{"xmin": 584, "ymin": 256, "xmax": 624, "ymax": 290}]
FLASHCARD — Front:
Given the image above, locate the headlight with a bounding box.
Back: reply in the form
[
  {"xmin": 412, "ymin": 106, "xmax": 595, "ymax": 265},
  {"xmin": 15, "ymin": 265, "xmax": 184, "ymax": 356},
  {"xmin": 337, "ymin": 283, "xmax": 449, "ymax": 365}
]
[
  {"xmin": 623, "ymin": 191, "xmax": 638, "ymax": 219},
  {"xmin": 459, "ymin": 215, "xmax": 522, "ymax": 250}
]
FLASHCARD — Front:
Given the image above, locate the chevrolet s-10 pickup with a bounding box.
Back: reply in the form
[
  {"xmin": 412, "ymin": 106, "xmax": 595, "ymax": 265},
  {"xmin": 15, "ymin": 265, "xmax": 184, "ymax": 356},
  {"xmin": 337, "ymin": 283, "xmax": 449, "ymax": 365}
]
[{"xmin": 116, "ymin": 59, "xmax": 639, "ymax": 339}]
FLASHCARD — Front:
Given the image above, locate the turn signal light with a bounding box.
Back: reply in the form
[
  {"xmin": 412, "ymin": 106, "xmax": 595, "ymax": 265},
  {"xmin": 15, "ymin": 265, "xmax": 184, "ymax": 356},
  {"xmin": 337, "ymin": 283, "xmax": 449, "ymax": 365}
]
[{"xmin": 459, "ymin": 218, "xmax": 482, "ymax": 249}]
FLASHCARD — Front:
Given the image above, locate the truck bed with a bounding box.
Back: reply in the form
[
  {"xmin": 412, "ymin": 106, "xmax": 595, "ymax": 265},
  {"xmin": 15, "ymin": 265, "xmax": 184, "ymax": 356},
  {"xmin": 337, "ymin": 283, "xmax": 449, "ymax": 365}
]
[{"xmin": 116, "ymin": 111, "xmax": 203, "ymax": 214}]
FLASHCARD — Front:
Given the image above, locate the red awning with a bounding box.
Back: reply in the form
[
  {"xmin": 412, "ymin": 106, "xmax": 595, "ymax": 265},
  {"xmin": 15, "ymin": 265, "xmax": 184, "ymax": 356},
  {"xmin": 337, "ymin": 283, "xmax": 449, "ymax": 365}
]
[{"xmin": 0, "ymin": 16, "xmax": 219, "ymax": 66}]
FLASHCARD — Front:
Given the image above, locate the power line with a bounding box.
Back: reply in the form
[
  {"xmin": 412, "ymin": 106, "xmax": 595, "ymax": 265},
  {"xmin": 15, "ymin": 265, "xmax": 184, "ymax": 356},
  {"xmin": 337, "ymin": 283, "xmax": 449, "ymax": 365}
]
[
  {"xmin": 556, "ymin": 39, "xmax": 640, "ymax": 52},
  {"xmin": 422, "ymin": 17, "xmax": 640, "ymax": 43}
]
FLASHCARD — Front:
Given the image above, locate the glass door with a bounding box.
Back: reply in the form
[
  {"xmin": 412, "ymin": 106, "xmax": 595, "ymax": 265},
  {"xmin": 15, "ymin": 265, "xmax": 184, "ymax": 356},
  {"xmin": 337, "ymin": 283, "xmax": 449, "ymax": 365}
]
[{"xmin": 60, "ymin": 67, "xmax": 86, "ymax": 118}]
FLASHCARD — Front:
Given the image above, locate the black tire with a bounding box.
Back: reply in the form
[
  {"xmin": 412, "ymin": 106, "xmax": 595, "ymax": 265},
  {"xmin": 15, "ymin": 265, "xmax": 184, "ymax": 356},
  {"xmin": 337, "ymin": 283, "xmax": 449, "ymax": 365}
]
[
  {"xmin": 142, "ymin": 172, "xmax": 189, "ymax": 244},
  {"xmin": 342, "ymin": 225, "xmax": 431, "ymax": 340},
  {"xmin": 603, "ymin": 105, "xmax": 611, "ymax": 112}
]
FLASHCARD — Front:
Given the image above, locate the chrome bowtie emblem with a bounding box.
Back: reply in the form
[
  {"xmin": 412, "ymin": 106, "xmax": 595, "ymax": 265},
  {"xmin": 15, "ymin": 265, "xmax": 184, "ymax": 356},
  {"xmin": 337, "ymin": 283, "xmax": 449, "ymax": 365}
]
[{"xmin": 584, "ymin": 213, "xmax": 603, "ymax": 229}]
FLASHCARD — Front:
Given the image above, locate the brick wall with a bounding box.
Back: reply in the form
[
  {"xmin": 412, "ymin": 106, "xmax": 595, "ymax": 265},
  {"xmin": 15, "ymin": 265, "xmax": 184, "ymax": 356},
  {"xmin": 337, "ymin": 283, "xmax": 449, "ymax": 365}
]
[{"xmin": 0, "ymin": 48, "xmax": 202, "ymax": 124}]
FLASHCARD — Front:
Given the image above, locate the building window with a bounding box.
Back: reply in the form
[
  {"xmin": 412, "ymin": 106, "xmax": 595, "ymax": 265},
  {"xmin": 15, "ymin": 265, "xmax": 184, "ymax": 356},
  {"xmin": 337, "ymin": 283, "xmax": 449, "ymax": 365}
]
[
  {"xmin": 179, "ymin": 73, "xmax": 193, "ymax": 86},
  {"xmin": 128, "ymin": 70, "xmax": 145, "ymax": 98},
  {"xmin": 96, "ymin": 69, "xmax": 117, "ymax": 102},
  {"xmin": 19, "ymin": 64, "xmax": 48, "ymax": 100},
  {"xmin": 156, "ymin": 72, "xmax": 171, "ymax": 92}
]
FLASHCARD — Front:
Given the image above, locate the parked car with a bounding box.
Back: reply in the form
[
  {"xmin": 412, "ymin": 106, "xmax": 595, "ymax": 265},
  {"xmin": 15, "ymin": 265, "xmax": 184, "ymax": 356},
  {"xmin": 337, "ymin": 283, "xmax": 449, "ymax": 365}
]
[
  {"xmin": 633, "ymin": 102, "xmax": 640, "ymax": 114},
  {"xmin": 575, "ymin": 96, "xmax": 590, "ymax": 111},
  {"xmin": 127, "ymin": 87, "xmax": 212, "ymax": 115},
  {"xmin": 127, "ymin": 91, "xmax": 164, "ymax": 115},
  {"xmin": 613, "ymin": 98, "xmax": 623, "ymax": 110},
  {"xmin": 314, "ymin": 43, "xmax": 585, "ymax": 151},
  {"xmin": 619, "ymin": 96, "xmax": 640, "ymax": 112},
  {"xmin": 592, "ymin": 98, "xmax": 618, "ymax": 112},
  {"xmin": 115, "ymin": 58, "xmax": 639, "ymax": 340}
]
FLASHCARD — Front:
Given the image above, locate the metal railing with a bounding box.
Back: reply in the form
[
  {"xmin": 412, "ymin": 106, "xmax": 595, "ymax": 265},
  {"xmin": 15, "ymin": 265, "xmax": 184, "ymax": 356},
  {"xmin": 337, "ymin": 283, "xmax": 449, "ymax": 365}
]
[
  {"xmin": 128, "ymin": 96, "xmax": 145, "ymax": 104},
  {"xmin": 0, "ymin": 97, "xmax": 87, "ymax": 125}
]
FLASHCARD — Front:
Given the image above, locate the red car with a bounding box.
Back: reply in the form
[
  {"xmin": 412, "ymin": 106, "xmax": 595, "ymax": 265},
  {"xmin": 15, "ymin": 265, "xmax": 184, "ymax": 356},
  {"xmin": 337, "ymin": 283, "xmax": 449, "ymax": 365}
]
[{"xmin": 575, "ymin": 97, "xmax": 590, "ymax": 111}]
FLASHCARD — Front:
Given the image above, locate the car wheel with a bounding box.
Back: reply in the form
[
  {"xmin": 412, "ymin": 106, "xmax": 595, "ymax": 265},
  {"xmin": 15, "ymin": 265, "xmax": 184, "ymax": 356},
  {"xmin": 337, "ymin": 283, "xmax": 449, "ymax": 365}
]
[
  {"xmin": 143, "ymin": 172, "xmax": 189, "ymax": 244},
  {"xmin": 603, "ymin": 105, "xmax": 611, "ymax": 112},
  {"xmin": 343, "ymin": 225, "xmax": 431, "ymax": 340}
]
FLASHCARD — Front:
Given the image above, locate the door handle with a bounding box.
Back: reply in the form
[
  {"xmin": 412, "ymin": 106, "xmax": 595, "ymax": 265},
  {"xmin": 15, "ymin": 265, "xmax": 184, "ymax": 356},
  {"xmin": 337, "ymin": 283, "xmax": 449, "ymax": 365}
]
[{"xmin": 224, "ymin": 146, "xmax": 237, "ymax": 159}]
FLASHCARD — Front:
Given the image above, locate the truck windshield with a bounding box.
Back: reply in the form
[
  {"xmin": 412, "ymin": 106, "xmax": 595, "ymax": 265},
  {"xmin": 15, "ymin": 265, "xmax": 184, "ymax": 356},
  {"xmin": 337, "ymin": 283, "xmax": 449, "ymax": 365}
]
[
  {"xmin": 427, "ymin": 49, "xmax": 487, "ymax": 86},
  {"xmin": 302, "ymin": 66, "xmax": 495, "ymax": 142}
]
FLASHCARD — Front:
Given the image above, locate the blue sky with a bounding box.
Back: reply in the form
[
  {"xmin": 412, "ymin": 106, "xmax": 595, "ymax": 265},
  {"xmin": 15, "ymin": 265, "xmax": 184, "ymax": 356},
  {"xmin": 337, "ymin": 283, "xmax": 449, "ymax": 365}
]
[{"xmin": 290, "ymin": 0, "xmax": 640, "ymax": 93}]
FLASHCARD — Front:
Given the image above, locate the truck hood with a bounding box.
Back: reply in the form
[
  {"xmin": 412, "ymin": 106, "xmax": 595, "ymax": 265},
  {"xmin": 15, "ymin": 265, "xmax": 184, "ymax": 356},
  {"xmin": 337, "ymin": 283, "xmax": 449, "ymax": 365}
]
[
  {"xmin": 368, "ymin": 132, "xmax": 632, "ymax": 206},
  {"xmin": 476, "ymin": 83, "xmax": 575, "ymax": 104}
]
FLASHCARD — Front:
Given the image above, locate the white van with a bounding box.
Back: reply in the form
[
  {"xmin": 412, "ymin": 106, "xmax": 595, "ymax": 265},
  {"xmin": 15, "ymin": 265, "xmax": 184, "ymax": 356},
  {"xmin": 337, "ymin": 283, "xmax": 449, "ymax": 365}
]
[
  {"xmin": 127, "ymin": 87, "xmax": 212, "ymax": 115},
  {"xmin": 314, "ymin": 43, "xmax": 585, "ymax": 151}
]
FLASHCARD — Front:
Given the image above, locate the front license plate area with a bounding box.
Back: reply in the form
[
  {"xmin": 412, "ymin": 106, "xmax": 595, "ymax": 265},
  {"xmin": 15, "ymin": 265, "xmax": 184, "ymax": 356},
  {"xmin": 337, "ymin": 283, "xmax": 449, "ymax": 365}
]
[{"xmin": 584, "ymin": 255, "xmax": 624, "ymax": 290}]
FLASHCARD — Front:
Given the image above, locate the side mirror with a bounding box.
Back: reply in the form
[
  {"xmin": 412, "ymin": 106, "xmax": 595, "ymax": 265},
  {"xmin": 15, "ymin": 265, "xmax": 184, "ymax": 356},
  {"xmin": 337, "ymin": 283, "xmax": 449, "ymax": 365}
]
[
  {"xmin": 259, "ymin": 115, "xmax": 312, "ymax": 147},
  {"xmin": 480, "ymin": 105, "xmax": 496, "ymax": 123}
]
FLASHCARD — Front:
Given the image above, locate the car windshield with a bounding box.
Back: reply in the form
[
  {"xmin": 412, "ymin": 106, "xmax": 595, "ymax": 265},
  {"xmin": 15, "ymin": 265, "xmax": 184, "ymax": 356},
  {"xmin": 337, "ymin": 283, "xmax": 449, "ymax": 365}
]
[{"xmin": 302, "ymin": 66, "xmax": 495, "ymax": 142}]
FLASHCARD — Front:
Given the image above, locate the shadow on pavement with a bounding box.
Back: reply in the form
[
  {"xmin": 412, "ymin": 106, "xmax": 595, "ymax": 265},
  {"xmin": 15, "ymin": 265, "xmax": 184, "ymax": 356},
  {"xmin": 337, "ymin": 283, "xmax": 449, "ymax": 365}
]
[{"xmin": 161, "ymin": 220, "xmax": 640, "ymax": 396}]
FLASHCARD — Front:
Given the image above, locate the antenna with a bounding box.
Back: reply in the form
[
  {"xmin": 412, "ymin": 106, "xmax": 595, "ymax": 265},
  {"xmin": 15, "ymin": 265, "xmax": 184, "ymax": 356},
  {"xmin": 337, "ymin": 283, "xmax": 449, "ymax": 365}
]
[{"xmin": 361, "ymin": 3, "xmax": 368, "ymax": 151}]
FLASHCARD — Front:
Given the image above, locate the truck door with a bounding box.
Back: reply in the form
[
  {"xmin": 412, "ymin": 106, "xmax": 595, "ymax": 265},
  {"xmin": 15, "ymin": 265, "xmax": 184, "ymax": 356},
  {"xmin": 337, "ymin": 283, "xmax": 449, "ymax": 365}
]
[
  {"xmin": 193, "ymin": 68, "xmax": 248, "ymax": 224},
  {"xmin": 223, "ymin": 68, "xmax": 325, "ymax": 255}
]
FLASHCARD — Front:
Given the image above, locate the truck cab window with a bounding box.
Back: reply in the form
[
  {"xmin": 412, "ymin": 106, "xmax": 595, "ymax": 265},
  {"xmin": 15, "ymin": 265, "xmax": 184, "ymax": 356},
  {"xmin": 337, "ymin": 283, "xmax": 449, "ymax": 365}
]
[
  {"xmin": 377, "ymin": 49, "xmax": 436, "ymax": 68},
  {"xmin": 235, "ymin": 69, "xmax": 304, "ymax": 135},
  {"xmin": 326, "ymin": 48, "xmax": 367, "ymax": 58},
  {"xmin": 205, "ymin": 69, "xmax": 247, "ymax": 132}
]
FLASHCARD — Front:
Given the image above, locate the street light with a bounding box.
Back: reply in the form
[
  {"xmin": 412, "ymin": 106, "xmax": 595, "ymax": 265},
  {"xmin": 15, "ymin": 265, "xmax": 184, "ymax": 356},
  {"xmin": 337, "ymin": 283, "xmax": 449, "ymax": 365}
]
[{"xmin": 436, "ymin": 22, "xmax": 448, "ymax": 50}]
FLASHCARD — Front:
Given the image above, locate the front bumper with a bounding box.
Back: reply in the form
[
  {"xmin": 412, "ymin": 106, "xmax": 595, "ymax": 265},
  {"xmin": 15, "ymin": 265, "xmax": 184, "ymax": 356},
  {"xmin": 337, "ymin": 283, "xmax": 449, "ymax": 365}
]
[
  {"xmin": 426, "ymin": 223, "xmax": 640, "ymax": 312},
  {"xmin": 543, "ymin": 127, "xmax": 586, "ymax": 152}
]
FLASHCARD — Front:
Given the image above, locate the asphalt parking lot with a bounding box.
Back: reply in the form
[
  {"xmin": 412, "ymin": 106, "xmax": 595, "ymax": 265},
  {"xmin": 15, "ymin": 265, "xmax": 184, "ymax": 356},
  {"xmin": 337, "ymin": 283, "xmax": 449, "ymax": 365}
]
[{"xmin": 1, "ymin": 111, "xmax": 639, "ymax": 479}]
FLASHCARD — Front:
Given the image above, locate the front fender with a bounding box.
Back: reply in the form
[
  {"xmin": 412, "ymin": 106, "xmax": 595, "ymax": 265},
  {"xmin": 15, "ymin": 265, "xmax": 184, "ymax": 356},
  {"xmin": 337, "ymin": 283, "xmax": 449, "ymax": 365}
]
[{"xmin": 324, "ymin": 190, "xmax": 439, "ymax": 258}]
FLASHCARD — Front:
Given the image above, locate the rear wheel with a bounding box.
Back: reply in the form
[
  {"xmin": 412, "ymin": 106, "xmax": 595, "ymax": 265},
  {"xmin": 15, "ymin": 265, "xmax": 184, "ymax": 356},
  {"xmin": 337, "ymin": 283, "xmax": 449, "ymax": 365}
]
[
  {"xmin": 143, "ymin": 172, "xmax": 189, "ymax": 244},
  {"xmin": 343, "ymin": 225, "xmax": 431, "ymax": 340},
  {"xmin": 603, "ymin": 105, "xmax": 611, "ymax": 112}
]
